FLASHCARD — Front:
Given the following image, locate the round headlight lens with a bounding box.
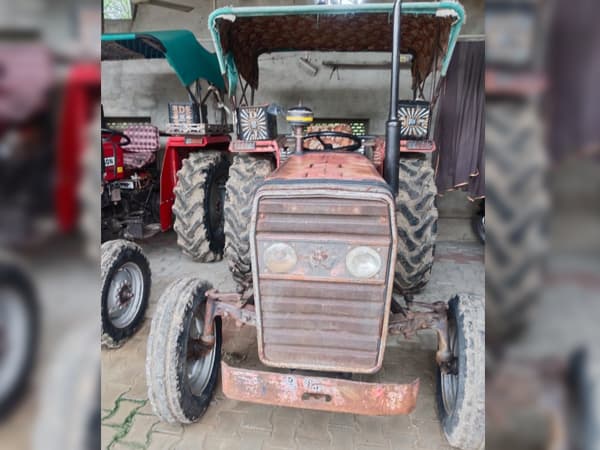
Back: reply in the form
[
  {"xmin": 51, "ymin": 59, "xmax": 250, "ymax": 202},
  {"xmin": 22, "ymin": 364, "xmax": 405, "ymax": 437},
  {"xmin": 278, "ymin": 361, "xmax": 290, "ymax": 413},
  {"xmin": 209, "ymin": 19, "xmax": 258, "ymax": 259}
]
[
  {"xmin": 346, "ymin": 246, "xmax": 382, "ymax": 279},
  {"xmin": 264, "ymin": 243, "xmax": 297, "ymax": 274}
]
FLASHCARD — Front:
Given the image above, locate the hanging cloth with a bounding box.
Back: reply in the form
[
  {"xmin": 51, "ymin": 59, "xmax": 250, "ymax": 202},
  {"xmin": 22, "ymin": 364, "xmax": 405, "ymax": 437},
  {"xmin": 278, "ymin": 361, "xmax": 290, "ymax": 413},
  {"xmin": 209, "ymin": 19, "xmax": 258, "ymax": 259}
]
[
  {"xmin": 547, "ymin": 0, "xmax": 600, "ymax": 160},
  {"xmin": 433, "ymin": 40, "xmax": 485, "ymax": 199}
]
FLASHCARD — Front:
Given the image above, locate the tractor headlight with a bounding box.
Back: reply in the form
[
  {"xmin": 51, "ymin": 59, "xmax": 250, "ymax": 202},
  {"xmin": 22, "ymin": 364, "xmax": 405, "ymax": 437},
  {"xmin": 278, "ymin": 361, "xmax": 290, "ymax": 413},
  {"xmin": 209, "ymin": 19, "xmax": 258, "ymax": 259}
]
[
  {"xmin": 264, "ymin": 243, "xmax": 297, "ymax": 274},
  {"xmin": 346, "ymin": 247, "xmax": 381, "ymax": 279},
  {"xmin": 398, "ymin": 100, "xmax": 431, "ymax": 140}
]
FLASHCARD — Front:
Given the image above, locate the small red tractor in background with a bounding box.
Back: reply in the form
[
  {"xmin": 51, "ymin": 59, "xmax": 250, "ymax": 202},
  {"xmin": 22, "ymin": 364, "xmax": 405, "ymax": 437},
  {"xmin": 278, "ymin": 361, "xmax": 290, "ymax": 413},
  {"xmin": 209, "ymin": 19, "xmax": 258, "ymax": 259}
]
[
  {"xmin": 99, "ymin": 30, "xmax": 233, "ymax": 347},
  {"xmin": 100, "ymin": 31, "xmax": 231, "ymax": 262}
]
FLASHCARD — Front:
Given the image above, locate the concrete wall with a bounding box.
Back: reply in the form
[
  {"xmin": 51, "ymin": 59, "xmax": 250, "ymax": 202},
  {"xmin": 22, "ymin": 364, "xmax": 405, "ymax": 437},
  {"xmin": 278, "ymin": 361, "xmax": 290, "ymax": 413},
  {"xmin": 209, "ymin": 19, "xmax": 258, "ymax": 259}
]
[
  {"xmin": 102, "ymin": 0, "xmax": 484, "ymax": 238},
  {"xmin": 103, "ymin": 0, "xmax": 483, "ymax": 130}
]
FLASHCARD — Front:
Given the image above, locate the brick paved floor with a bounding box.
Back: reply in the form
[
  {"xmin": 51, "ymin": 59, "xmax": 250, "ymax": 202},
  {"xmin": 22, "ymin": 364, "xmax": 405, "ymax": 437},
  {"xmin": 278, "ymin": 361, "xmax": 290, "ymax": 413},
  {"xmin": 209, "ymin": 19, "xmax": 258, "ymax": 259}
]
[{"xmin": 101, "ymin": 233, "xmax": 484, "ymax": 450}]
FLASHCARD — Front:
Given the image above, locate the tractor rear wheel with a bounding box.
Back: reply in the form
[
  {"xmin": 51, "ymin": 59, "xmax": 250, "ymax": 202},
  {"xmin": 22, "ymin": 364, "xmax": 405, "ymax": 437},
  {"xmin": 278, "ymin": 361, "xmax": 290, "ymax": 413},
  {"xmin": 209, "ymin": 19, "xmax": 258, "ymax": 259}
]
[
  {"xmin": 486, "ymin": 102, "xmax": 548, "ymax": 351},
  {"xmin": 173, "ymin": 151, "xmax": 230, "ymax": 262},
  {"xmin": 224, "ymin": 154, "xmax": 274, "ymax": 293},
  {"xmin": 394, "ymin": 156, "xmax": 438, "ymax": 294}
]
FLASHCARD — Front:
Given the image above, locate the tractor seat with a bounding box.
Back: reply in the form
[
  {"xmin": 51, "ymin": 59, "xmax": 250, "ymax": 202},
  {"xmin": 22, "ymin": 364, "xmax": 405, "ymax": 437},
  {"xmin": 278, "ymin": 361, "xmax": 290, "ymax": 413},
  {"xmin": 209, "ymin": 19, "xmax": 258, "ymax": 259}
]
[{"xmin": 122, "ymin": 125, "xmax": 160, "ymax": 169}]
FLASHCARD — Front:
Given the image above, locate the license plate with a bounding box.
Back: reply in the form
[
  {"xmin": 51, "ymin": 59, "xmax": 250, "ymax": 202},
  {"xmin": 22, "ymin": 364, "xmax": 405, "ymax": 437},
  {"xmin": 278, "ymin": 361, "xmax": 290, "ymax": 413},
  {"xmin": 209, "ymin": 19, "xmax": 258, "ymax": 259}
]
[
  {"xmin": 118, "ymin": 180, "xmax": 135, "ymax": 190},
  {"xmin": 104, "ymin": 156, "xmax": 115, "ymax": 166}
]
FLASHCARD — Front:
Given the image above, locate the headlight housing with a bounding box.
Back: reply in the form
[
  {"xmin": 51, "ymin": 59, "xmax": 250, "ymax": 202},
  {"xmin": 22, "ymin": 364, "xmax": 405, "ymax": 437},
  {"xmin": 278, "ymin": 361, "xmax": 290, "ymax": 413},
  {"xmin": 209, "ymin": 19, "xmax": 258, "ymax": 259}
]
[
  {"xmin": 237, "ymin": 105, "xmax": 278, "ymax": 141},
  {"xmin": 346, "ymin": 246, "xmax": 382, "ymax": 279},
  {"xmin": 263, "ymin": 243, "xmax": 297, "ymax": 274},
  {"xmin": 398, "ymin": 100, "xmax": 431, "ymax": 140}
]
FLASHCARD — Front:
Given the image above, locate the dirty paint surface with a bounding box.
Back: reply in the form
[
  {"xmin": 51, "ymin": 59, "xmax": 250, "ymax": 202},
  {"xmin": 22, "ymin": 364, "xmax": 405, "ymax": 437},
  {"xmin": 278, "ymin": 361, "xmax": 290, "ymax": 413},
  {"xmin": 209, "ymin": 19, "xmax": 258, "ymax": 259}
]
[
  {"xmin": 221, "ymin": 362, "xmax": 419, "ymax": 416},
  {"xmin": 101, "ymin": 235, "xmax": 484, "ymax": 449}
]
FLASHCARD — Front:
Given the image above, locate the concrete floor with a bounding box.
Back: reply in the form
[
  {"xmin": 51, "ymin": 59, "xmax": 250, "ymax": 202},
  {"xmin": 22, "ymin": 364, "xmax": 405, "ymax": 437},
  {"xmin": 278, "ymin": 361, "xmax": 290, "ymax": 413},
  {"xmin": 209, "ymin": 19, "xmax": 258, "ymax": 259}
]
[{"xmin": 101, "ymin": 232, "xmax": 484, "ymax": 450}]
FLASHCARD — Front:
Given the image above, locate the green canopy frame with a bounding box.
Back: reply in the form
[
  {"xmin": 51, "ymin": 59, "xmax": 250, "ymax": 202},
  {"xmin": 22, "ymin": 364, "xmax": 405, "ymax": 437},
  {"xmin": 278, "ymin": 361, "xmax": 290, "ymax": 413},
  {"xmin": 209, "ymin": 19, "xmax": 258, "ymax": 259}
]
[{"xmin": 101, "ymin": 29, "xmax": 225, "ymax": 91}]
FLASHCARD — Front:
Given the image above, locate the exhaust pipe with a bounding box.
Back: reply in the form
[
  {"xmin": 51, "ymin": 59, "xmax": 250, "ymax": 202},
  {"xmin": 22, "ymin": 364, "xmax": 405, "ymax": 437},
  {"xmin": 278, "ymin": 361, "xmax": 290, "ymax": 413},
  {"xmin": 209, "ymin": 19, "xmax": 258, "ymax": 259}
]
[{"xmin": 384, "ymin": 0, "xmax": 403, "ymax": 195}]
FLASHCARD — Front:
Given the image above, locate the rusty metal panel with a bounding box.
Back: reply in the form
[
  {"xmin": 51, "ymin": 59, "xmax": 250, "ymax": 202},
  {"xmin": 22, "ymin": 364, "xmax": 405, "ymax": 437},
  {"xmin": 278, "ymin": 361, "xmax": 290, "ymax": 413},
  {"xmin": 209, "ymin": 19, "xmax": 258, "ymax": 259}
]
[
  {"xmin": 221, "ymin": 362, "xmax": 419, "ymax": 416},
  {"xmin": 258, "ymin": 198, "xmax": 388, "ymax": 216},
  {"xmin": 267, "ymin": 153, "xmax": 385, "ymax": 183},
  {"xmin": 250, "ymin": 183, "xmax": 397, "ymax": 374},
  {"xmin": 257, "ymin": 213, "xmax": 390, "ymax": 235}
]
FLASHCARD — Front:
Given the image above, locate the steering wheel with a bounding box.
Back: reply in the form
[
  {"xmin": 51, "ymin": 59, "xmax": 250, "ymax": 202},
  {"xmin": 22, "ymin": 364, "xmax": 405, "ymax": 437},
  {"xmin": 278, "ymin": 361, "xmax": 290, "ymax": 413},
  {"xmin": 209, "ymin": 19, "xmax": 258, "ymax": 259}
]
[
  {"xmin": 101, "ymin": 127, "xmax": 131, "ymax": 146},
  {"xmin": 302, "ymin": 131, "xmax": 362, "ymax": 152}
]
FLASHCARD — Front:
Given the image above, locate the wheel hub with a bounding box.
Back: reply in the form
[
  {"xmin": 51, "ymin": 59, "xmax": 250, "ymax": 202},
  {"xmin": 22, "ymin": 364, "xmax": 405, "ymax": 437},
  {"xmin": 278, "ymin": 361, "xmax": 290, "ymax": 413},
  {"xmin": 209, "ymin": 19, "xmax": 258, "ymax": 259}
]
[
  {"xmin": 106, "ymin": 263, "xmax": 144, "ymax": 328},
  {"xmin": 186, "ymin": 311, "xmax": 217, "ymax": 396},
  {"xmin": 440, "ymin": 321, "xmax": 459, "ymax": 415},
  {"xmin": 117, "ymin": 281, "xmax": 134, "ymax": 305},
  {"xmin": 109, "ymin": 280, "xmax": 134, "ymax": 315}
]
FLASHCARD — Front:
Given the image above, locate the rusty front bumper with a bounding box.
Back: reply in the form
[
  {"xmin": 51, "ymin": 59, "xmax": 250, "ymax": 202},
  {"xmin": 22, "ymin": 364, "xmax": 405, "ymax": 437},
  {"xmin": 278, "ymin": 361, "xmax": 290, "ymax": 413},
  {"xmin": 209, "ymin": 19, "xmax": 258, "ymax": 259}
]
[{"xmin": 221, "ymin": 362, "xmax": 419, "ymax": 415}]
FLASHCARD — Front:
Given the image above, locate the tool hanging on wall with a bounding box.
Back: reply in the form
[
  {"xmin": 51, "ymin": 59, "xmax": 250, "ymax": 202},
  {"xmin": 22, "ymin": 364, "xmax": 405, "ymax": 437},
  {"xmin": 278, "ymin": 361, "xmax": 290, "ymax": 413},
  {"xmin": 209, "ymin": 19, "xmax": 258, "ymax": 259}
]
[{"xmin": 322, "ymin": 55, "xmax": 413, "ymax": 80}]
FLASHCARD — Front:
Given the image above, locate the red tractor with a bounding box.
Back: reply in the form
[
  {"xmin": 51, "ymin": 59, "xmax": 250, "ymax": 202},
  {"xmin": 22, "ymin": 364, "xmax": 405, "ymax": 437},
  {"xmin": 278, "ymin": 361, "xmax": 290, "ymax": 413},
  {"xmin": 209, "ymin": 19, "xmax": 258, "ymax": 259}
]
[
  {"xmin": 0, "ymin": 37, "xmax": 98, "ymax": 421},
  {"xmin": 0, "ymin": 39, "xmax": 100, "ymax": 247},
  {"xmin": 145, "ymin": 3, "xmax": 484, "ymax": 450},
  {"xmin": 100, "ymin": 30, "xmax": 231, "ymax": 261}
]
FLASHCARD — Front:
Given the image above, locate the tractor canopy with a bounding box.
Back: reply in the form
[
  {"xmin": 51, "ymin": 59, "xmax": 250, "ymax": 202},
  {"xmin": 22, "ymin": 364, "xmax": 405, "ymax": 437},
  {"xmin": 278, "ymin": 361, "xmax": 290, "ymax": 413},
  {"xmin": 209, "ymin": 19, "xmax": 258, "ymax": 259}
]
[
  {"xmin": 209, "ymin": 2, "xmax": 465, "ymax": 95},
  {"xmin": 101, "ymin": 29, "xmax": 225, "ymax": 90}
]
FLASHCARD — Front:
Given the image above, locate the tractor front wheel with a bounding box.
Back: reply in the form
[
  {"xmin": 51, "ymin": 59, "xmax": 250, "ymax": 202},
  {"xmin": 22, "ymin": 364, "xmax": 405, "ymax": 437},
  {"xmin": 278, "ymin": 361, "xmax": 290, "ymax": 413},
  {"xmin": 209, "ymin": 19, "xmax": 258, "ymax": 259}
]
[
  {"xmin": 146, "ymin": 278, "xmax": 221, "ymax": 423},
  {"xmin": 437, "ymin": 293, "xmax": 485, "ymax": 450},
  {"xmin": 101, "ymin": 240, "xmax": 151, "ymax": 348},
  {"xmin": 173, "ymin": 151, "xmax": 230, "ymax": 262}
]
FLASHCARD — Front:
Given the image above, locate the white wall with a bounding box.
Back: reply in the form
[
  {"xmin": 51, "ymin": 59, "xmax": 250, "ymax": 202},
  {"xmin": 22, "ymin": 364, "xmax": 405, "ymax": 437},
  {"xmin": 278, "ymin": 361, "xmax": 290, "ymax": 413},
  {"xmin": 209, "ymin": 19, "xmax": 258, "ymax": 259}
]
[{"xmin": 102, "ymin": 0, "xmax": 484, "ymax": 132}]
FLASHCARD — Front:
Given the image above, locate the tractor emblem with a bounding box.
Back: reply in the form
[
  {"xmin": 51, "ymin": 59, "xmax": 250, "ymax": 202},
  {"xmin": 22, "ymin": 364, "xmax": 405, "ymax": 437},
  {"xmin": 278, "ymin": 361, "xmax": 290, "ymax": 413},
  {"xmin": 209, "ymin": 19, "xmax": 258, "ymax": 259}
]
[{"xmin": 309, "ymin": 247, "xmax": 336, "ymax": 269}]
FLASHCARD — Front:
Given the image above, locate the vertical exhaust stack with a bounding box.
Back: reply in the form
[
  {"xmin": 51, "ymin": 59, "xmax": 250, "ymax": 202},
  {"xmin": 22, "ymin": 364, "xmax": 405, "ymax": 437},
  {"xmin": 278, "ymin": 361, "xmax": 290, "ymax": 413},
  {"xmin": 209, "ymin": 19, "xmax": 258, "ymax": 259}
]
[{"xmin": 384, "ymin": 0, "xmax": 403, "ymax": 195}]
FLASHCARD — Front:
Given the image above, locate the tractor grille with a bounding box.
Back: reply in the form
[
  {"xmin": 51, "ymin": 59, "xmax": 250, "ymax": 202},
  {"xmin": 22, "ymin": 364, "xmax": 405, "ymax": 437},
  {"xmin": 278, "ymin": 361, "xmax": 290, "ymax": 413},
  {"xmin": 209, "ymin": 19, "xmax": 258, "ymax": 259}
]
[{"xmin": 252, "ymin": 191, "xmax": 396, "ymax": 373}]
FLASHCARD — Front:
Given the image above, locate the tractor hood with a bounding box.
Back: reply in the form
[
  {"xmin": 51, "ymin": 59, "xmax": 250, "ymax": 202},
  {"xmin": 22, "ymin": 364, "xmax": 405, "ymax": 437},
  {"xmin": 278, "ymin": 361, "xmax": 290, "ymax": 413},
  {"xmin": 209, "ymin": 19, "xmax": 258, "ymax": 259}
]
[
  {"xmin": 209, "ymin": 2, "xmax": 465, "ymax": 94},
  {"xmin": 101, "ymin": 30, "xmax": 225, "ymax": 90}
]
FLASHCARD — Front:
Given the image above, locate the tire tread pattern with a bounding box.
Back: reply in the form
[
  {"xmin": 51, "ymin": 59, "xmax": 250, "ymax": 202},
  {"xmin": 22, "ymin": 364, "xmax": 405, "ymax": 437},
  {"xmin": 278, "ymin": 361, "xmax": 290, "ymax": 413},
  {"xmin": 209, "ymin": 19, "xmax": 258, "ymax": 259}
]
[
  {"xmin": 486, "ymin": 103, "xmax": 549, "ymax": 346},
  {"xmin": 439, "ymin": 293, "xmax": 485, "ymax": 450},
  {"xmin": 223, "ymin": 155, "xmax": 274, "ymax": 292},
  {"xmin": 101, "ymin": 239, "xmax": 151, "ymax": 348},
  {"xmin": 394, "ymin": 157, "xmax": 438, "ymax": 293},
  {"xmin": 146, "ymin": 277, "xmax": 218, "ymax": 424},
  {"xmin": 173, "ymin": 151, "xmax": 227, "ymax": 262}
]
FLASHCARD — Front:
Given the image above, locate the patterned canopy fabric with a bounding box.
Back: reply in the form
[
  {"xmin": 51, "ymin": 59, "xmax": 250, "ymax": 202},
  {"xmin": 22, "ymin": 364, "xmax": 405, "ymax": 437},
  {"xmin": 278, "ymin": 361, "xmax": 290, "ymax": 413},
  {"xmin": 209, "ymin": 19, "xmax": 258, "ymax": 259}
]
[
  {"xmin": 122, "ymin": 125, "xmax": 160, "ymax": 169},
  {"xmin": 216, "ymin": 13, "xmax": 454, "ymax": 91}
]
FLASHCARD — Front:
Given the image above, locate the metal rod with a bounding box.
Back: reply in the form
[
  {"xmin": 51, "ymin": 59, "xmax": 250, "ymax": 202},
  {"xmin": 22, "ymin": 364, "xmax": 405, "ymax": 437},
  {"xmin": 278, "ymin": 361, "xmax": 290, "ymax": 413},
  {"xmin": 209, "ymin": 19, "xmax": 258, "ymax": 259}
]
[
  {"xmin": 388, "ymin": 0, "xmax": 402, "ymax": 122},
  {"xmin": 185, "ymin": 85, "xmax": 199, "ymax": 105},
  {"xmin": 457, "ymin": 34, "xmax": 485, "ymax": 42},
  {"xmin": 384, "ymin": 0, "xmax": 403, "ymax": 195}
]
